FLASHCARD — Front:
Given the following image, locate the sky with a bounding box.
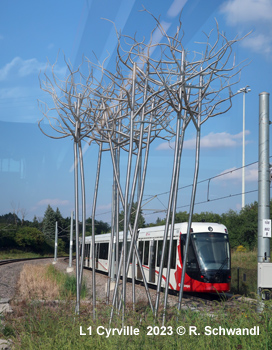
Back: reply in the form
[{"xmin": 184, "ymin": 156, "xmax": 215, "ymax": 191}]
[{"xmin": 0, "ymin": 0, "xmax": 272, "ymax": 225}]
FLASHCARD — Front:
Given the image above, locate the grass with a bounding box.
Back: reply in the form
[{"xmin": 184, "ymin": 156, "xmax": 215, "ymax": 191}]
[
  {"xmin": 16, "ymin": 264, "xmax": 87, "ymax": 301},
  {"xmin": 231, "ymin": 249, "xmax": 258, "ymax": 270},
  {"xmin": 0, "ymin": 249, "xmax": 46, "ymax": 259},
  {"xmin": 17, "ymin": 264, "xmax": 60, "ymax": 300},
  {"xmin": 230, "ymin": 250, "xmax": 258, "ymax": 297},
  {"xmin": 46, "ymin": 264, "xmax": 87, "ymax": 299},
  {"xmin": 2, "ymin": 296, "xmax": 272, "ymax": 349},
  {"xmin": 0, "ymin": 249, "xmax": 69, "ymax": 260},
  {"xmin": 230, "ymin": 249, "xmax": 272, "ymax": 297}
]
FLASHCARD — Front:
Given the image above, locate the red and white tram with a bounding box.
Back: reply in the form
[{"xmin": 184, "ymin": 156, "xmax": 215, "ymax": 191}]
[{"xmin": 83, "ymin": 222, "xmax": 231, "ymax": 293}]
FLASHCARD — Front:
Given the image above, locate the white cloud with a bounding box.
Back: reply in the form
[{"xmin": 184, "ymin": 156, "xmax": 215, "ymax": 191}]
[
  {"xmin": 37, "ymin": 198, "xmax": 70, "ymax": 207},
  {"xmin": 242, "ymin": 33, "xmax": 272, "ymax": 55},
  {"xmin": 156, "ymin": 131, "xmax": 250, "ymax": 151},
  {"xmin": 214, "ymin": 163, "xmax": 258, "ymax": 183},
  {"xmin": 0, "ymin": 57, "xmax": 46, "ymax": 81},
  {"xmin": 221, "ymin": 0, "xmax": 272, "ymax": 57},
  {"xmin": 221, "ymin": 0, "xmax": 272, "ymax": 25},
  {"xmin": 0, "ymin": 57, "xmax": 66, "ymax": 81}
]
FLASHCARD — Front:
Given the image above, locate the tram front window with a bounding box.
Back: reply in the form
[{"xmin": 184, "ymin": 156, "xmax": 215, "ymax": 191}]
[{"xmin": 191, "ymin": 233, "xmax": 230, "ymax": 271}]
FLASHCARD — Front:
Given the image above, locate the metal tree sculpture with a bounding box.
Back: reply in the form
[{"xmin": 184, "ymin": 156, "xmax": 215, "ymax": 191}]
[
  {"xmin": 101, "ymin": 11, "xmax": 248, "ymax": 322},
  {"xmin": 38, "ymin": 57, "xmax": 107, "ymax": 314}
]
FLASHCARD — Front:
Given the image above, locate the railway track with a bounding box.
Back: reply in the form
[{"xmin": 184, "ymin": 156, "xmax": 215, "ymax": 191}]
[{"xmin": 0, "ymin": 256, "xmax": 67, "ymax": 267}]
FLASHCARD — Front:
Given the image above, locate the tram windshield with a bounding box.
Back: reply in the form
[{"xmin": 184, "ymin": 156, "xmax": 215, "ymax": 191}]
[{"xmin": 191, "ymin": 233, "xmax": 230, "ymax": 271}]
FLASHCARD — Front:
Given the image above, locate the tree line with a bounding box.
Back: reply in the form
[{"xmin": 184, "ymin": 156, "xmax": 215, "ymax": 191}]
[
  {"xmin": 0, "ymin": 200, "xmax": 269, "ymax": 254},
  {"xmin": 0, "ymin": 204, "xmax": 111, "ymax": 254}
]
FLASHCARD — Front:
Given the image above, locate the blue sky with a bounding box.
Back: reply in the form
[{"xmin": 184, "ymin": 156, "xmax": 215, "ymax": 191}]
[{"xmin": 0, "ymin": 0, "xmax": 272, "ymax": 224}]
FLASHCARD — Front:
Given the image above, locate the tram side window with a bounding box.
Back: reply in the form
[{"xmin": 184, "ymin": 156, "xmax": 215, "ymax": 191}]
[
  {"xmin": 139, "ymin": 241, "xmax": 144, "ymax": 263},
  {"xmin": 99, "ymin": 243, "xmax": 109, "ymax": 260},
  {"xmin": 157, "ymin": 240, "xmax": 162, "ymax": 267},
  {"xmin": 171, "ymin": 240, "xmax": 177, "ymax": 269},
  {"xmin": 157, "ymin": 240, "xmax": 169, "ymax": 267},
  {"xmin": 164, "ymin": 240, "xmax": 169, "ymax": 268},
  {"xmin": 143, "ymin": 241, "xmax": 149, "ymax": 265},
  {"xmin": 154, "ymin": 241, "xmax": 157, "ymax": 266},
  {"xmin": 156, "ymin": 240, "xmax": 175, "ymax": 268}
]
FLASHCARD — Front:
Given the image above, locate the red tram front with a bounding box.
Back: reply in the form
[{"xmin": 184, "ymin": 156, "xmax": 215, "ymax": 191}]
[{"xmin": 175, "ymin": 227, "xmax": 231, "ymax": 293}]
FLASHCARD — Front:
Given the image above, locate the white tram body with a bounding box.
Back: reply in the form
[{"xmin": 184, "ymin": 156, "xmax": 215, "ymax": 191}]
[{"xmin": 82, "ymin": 222, "xmax": 231, "ymax": 293}]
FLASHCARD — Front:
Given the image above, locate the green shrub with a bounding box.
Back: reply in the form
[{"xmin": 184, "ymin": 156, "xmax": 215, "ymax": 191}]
[{"xmin": 15, "ymin": 227, "xmax": 45, "ymax": 252}]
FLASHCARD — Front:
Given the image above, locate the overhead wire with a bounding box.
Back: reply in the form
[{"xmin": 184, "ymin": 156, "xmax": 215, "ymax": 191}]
[{"xmin": 90, "ymin": 157, "xmax": 272, "ymax": 220}]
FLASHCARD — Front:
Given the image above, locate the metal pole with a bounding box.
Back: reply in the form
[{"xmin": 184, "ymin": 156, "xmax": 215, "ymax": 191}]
[
  {"xmin": 122, "ymin": 62, "xmax": 136, "ymax": 323},
  {"xmin": 74, "ymin": 140, "xmax": 80, "ymax": 315},
  {"xmin": 78, "ymin": 140, "xmax": 86, "ymax": 291},
  {"xmin": 154, "ymin": 116, "xmax": 181, "ymax": 317},
  {"xmin": 257, "ymin": 92, "xmax": 270, "ymax": 298},
  {"xmin": 107, "ymin": 184, "xmax": 116, "ymax": 304},
  {"xmin": 123, "ymin": 99, "xmax": 155, "ymax": 307},
  {"xmin": 91, "ymin": 141, "xmax": 103, "ymax": 320},
  {"xmin": 163, "ymin": 113, "xmax": 186, "ymax": 324},
  {"xmin": 115, "ymin": 125, "xmax": 120, "ymax": 308},
  {"xmin": 53, "ymin": 221, "xmax": 58, "ymax": 264},
  {"xmin": 67, "ymin": 211, "xmax": 74, "ymax": 273},
  {"xmin": 127, "ymin": 66, "xmax": 148, "ymax": 311},
  {"xmin": 177, "ymin": 71, "xmax": 202, "ymax": 312},
  {"xmin": 238, "ymin": 86, "xmax": 251, "ymax": 209},
  {"xmin": 242, "ymin": 91, "xmax": 245, "ymax": 208}
]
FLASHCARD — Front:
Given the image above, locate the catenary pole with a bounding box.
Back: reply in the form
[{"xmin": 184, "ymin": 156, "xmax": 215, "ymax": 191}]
[{"xmin": 257, "ymin": 92, "xmax": 270, "ymax": 298}]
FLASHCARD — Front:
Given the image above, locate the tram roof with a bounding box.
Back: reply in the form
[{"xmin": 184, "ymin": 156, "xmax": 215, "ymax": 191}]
[{"xmin": 84, "ymin": 222, "xmax": 228, "ymax": 243}]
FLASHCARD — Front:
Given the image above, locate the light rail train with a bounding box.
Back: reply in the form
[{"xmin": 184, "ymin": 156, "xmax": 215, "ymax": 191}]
[{"xmin": 82, "ymin": 222, "xmax": 231, "ymax": 293}]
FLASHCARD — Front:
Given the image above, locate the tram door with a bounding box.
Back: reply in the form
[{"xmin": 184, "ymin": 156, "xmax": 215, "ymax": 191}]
[
  {"xmin": 149, "ymin": 240, "xmax": 156, "ymax": 283},
  {"xmin": 137, "ymin": 241, "xmax": 143, "ymax": 280}
]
